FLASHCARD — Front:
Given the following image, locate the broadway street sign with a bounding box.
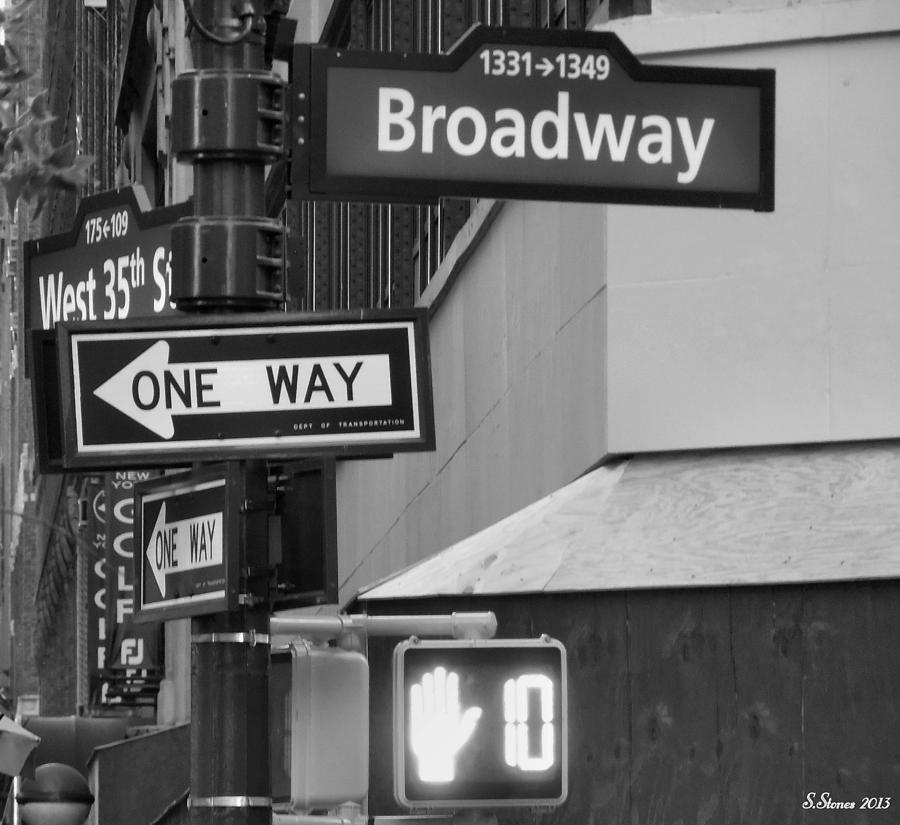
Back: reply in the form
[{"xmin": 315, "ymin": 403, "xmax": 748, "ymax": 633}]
[
  {"xmin": 293, "ymin": 26, "xmax": 774, "ymax": 211},
  {"xmin": 56, "ymin": 310, "xmax": 435, "ymax": 469},
  {"xmin": 134, "ymin": 467, "xmax": 241, "ymax": 622}
]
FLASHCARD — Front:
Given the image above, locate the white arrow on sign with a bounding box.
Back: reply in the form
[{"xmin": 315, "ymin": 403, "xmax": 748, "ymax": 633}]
[
  {"xmin": 146, "ymin": 501, "xmax": 224, "ymax": 598},
  {"xmin": 93, "ymin": 340, "xmax": 393, "ymax": 439}
]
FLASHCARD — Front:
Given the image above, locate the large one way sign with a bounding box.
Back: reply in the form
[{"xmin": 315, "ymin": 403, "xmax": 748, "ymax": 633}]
[{"xmin": 56, "ymin": 310, "xmax": 434, "ymax": 468}]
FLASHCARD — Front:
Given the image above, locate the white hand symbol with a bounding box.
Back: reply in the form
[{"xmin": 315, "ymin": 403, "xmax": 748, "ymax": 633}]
[{"xmin": 409, "ymin": 666, "xmax": 482, "ymax": 783}]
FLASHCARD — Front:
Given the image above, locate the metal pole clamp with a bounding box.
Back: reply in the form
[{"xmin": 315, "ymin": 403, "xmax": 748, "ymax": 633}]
[{"xmin": 188, "ymin": 795, "xmax": 272, "ymax": 809}]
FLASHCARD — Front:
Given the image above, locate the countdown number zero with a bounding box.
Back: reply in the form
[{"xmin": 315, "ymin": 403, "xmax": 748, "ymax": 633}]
[{"xmin": 502, "ymin": 673, "xmax": 556, "ymax": 772}]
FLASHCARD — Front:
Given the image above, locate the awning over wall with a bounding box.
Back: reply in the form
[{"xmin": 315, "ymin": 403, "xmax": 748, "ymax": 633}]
[{"xmin": 360, "ymin": 440, "xmax": 900, "ymax": 599}]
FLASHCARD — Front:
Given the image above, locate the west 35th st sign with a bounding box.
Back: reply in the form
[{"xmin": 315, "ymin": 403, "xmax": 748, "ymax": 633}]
[
  {"xmin": 56, "ymin": 310, "xmax": 434, "ymax": 469},
  {"xmin": 293, "ymin": 26, "xmax": 775, "ymax": 210}
]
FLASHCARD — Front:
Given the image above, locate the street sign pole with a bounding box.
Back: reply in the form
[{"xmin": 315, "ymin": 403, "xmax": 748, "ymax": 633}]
[{"xmin": 169, "ymin": 2, "xmax": 285, "ymax": 823}]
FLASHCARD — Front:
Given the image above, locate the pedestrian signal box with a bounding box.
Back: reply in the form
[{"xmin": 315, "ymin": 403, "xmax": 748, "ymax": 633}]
[
  {"xmin": 288, "ymin": 643, "xmax": 369, "ymax": 810},
  {"xmin": 392, "ymin": 637, "xmax": 567, "ymax": 809}
]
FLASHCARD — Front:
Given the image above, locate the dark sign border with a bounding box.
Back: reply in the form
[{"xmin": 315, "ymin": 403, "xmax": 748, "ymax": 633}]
[
  {"xmin": 133, "ymin": 465, "xmax": 242, "ymax": 623},
  {"xmin": 31, "ymin": 328, "xmax": 65, "ymax": 474},
  {"xmin": 54, "ymin": 308, "xmax": 435, "ymax": 470},
  {"xmin": 294, "ymin": 25, "xmax": 775, "ymax": 211}
]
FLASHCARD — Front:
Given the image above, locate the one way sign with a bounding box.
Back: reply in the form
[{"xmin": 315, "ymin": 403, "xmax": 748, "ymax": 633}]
[
  {"xmin": 55, "ymin": 310, "xmax": 434, "ymax": 469},
  {"xmin": 145, "ymin": 501, "xmax": 223, "ymax": 597},
  {"xmin": 134, "ymin": 467, "xmax": 240, "ymax": 621}
]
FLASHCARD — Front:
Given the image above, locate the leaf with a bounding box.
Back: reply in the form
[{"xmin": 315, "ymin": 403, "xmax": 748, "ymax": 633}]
[
  {"xmin": 22, "ymin": 122, "xmax": 42, "ymax": 156},
  {"xmin": 4, "ymin": 130, "xmax": 25, "ymax": 156},
  {"xmin": 5, "ymin": 121, "xmax": 40, "ymax": 158},
  {"xmin": 43, "ymin": 140, "xmax": 75, "ymax": 168},
  {"xmin": 3, "ymin": 41, "xmax": 21, "ymax": 68},
  {"xmin": 30, "ymin": 191, "xmax": 47, "ymax": 219},
  {"xmin": 0, "ymin": 63, "xmax": 34, "ymax": 84},
  {"xmin": 0, "ymin": 67, "xmax": 31, "ymax": 84},
  {"xmin": 3, "ymin": 167, "xmax": 31, "ymax": 212},
  {"xmin": 3, "ymin": 0, "xmax": 38, "ymax": 29},
  {"xmin": 50, "ymin": 155, "xmax": 95, "ymax": 189},
  {"xmin": 28, "ymin": 91, "xmax": 55, "ymax": 125},
  {"xmin": 24, "ymin": 169, "xmax": 51, "ymax": 206}
]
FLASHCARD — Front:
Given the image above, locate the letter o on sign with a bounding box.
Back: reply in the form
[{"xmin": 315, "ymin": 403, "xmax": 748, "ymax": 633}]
[
  {"xmin": 447, "ymin": 107, "xmax": 488, "ymax": 156},
  {"xmin": 132, "ymin": 370, "xmax": 160, "ymax": 410}
]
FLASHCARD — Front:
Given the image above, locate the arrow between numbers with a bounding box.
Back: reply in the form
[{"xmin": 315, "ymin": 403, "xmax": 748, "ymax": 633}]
[
  {"xmin": 146, "ymin": 501, "xmax": 224, "ymax": 598},
  {"xmin": 93, "ymin": 340, "xmax": 393, "ymax": 439}
]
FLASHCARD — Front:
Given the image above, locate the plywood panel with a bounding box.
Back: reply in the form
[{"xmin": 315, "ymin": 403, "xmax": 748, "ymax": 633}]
[
  {"xmin": 801, "ymin": 581, "xmax": 900, "ymax": 821},
  {"xmin": 626, "ymin": 591, "xmax": 735, "ymax": 825},
  {"xmin": 363, "ymin": 442, "xmax": 900, "ymax": 601},
  {"xmin": 726, "ymin": 587, "xmax": 805, "ymax": 824},
  {"xmin": 539, "ymin": 594, "xmax": 631, "ymax": 825}
]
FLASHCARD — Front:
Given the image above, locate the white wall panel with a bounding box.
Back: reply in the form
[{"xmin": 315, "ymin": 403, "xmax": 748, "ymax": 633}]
[
  {"xmin": 337, "ymin": 202, "xmax": 608, "ymax": 601},
  {"xmin": 607, "ymin": 34, "xmax": 900, "ymax": 451}
]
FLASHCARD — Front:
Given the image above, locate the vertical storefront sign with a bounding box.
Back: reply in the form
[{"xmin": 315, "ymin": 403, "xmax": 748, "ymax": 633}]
[
  {"xmin": 81, "ymin": 476, "xmax": 108, "ymax": 706},
  {"xmin": 102, "ymin": 471, "xmax": 162, "ymax": 705}
]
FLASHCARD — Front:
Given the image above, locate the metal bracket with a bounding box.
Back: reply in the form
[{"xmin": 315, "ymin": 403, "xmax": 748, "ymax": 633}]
[
  {"xmin": 172, "ymin": 70, "xmax": 285, "ymax": 162},
  {"xmin": 241, "ymin": 497, "xmax": 269, "ymax": 513},
  {"xmin": 270, "ymin": 611, "xmax": 498, "ymax": 644},
  {"xmin": 171, "ymin": 215, "xmax": 284, "ymax": 310},
  {"xmin": 192, "ymin": 630, "xmax": 270, "ymax": 646},
  {"xmin": 189, "ymin": 795, "xmax": 271, "ymax": 809}
]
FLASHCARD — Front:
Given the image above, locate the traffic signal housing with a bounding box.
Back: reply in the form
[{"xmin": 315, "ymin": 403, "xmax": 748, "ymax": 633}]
[
  {"xmin": 287, "ymin": 642, "xmax": 369, "ymax": 810},
  {"xmin": 393, "ymin": 636, "xmax": 567, "ymax": 809}
]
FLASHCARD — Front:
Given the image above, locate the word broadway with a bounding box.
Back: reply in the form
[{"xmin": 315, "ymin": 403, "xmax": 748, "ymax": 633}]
[{"xmin": 377, "ymin": 88, "xmax": 715, "ymax": 185}]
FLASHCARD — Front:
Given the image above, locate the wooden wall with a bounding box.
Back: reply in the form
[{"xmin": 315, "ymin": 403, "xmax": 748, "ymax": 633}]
[{"xmin": 363, "ymin": 581, "xmax": 900, "ymax": 824}]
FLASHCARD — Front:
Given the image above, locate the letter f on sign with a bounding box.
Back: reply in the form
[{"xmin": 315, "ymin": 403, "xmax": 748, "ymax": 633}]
[{"xmin": 378, "ymin": 88, "xmax": 416, "ymax": 152}]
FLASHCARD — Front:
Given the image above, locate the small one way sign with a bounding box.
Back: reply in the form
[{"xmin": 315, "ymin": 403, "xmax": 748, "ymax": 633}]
[
  {"xmin": 134, "ymin": 467, "xmax": 240, "ymax": 621},
  {"xmin": 55, "ymin": 310, "xmax": 434, "ymax": 469}
]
